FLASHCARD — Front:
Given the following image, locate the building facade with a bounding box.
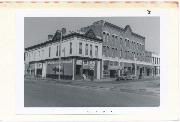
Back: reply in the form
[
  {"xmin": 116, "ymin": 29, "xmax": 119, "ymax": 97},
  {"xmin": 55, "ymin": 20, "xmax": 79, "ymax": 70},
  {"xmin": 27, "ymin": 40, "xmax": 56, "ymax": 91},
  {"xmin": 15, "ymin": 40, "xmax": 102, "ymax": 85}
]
[
  {"xmin": 151, "ymin": 53, "xmax": 160, "ymax": 77},
  {"xmin": 25, "ymin": 20, "xmax": 160, "ymax": 80},
  {"xmin": 80, "ymin": 20, "xmax": 160, "ymax": 79},
  {"xmin": 25, "ymin": 30, "xmax": 103, "ymax": 80}
]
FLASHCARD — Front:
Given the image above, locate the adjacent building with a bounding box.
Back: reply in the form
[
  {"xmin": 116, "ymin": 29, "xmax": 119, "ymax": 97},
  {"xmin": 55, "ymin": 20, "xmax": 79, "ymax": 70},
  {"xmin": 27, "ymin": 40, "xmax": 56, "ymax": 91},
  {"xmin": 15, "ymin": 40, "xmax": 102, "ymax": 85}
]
[
  {"xmin": 24, "ymin": 20, "xmax": 160, "ymax": 80},
  {"xmin": 80, "ymin": 20, "xmax": 160, "ymax": 79}
]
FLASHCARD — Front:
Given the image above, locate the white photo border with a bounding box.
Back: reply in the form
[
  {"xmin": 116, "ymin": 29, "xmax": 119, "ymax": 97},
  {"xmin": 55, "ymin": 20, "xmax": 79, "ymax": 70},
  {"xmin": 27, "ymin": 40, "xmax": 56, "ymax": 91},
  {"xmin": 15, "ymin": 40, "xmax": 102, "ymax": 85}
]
[{"xmin": 16, "ymin": 8, "xmax": 166, "ymax": 115}]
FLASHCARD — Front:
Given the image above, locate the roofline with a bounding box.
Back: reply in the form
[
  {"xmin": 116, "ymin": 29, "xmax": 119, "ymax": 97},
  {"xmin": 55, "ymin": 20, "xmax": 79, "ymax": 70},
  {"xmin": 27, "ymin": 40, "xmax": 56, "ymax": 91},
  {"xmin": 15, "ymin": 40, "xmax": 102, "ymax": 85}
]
[
  {"xmin": 25, "ymin": 32, "xmax": 103, "ymax": 51},
  {"xmin": 103, "ymin": 21, "xmax": 145, "ymax": 39}
]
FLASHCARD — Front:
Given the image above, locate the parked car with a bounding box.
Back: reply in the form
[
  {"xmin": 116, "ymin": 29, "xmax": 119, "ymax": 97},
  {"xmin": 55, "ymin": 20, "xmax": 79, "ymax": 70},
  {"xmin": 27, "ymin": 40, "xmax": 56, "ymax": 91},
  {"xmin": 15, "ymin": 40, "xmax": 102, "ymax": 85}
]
[
  {"xmin": 126, "ymin": 75, "xmax": 136, "ymax": 80},
  {"xmin": 116, "ymin": 74, "xmax": 136, "ymax": 81}
]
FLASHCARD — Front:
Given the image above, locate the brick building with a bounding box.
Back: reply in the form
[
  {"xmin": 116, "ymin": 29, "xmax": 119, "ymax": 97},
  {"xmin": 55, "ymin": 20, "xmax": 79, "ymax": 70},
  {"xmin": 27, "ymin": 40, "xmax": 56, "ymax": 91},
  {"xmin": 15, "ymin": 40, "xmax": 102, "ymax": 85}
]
[{"xmin": 80, "ymin": 20, "xmax": 160, "ymax": 79}]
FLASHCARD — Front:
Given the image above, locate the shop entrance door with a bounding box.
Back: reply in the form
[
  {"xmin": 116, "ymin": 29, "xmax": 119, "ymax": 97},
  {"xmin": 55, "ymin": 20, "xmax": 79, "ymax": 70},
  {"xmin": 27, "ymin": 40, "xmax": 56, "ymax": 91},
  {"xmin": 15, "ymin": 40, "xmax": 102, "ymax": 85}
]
[
  {"xmin": 139, "ymin": 68, "xmax": 143, "ymax": 79},
  {"xmin": 76, "ymin": 65, "xmax": 82, "ymax": 79},
  {"xmin": 36, "ymin": 69, "xmax": 42, "ymax": 77},
  {"xmin": 110, "ymin": 70, "xmax": 116, "ymax": 78},
  {"xmin": 83, "ymin": 69, "xmax": 90, "ymax": 79}
]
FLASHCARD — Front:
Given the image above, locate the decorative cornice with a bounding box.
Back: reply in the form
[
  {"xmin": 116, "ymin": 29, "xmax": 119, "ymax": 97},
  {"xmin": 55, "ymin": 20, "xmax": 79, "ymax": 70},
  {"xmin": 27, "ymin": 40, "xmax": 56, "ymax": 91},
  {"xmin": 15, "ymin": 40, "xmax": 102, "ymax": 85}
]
[{"xmin": 25, "ymin": 32, "xmax": 103, "ymax": 51}]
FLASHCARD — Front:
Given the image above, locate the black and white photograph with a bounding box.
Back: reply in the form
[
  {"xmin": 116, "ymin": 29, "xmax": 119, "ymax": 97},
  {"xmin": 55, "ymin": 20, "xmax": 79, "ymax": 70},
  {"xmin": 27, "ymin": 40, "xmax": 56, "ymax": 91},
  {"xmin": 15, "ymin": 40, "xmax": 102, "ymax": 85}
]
[{"xmin": 24, "ymin": 17, "xmax": 160, "ymax": 107}]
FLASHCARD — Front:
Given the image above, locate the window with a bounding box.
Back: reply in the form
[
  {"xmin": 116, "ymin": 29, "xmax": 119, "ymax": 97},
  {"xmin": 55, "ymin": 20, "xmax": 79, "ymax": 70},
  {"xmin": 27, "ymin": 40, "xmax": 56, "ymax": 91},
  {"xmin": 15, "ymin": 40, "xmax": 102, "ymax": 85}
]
[
  {"xmin": 120, "ymin": 37, "xmax": 122, "ymax": 44},
  {"xmin": 125, "ymin": 39, "xmax": 129, "ymax": 47},
  {"xmin": 59, "ymin": 45, "xmax": 61, "ymax": 56},
  {"xmin": 120, "ymin": 49, "xmax": 122, "ymax": 58},
  {"xmin": 56, "ymin": 45, "xmax": 58, "ymax": 56},
  {"xmin": 49, "ymin": 47, "xmax": 51, "ymax": 57},
  {"xmin": 38, "ymin": 50, "xmax": 40, "ymax": 58},
  {"xmin": 107, "ymin": 33, "xmax": 110, "ymax": 42},
  {"xmin": 70, "ymin": 42, "xmax": 72, "ymax": 54},
  {"xmin": 34, "ymin": 52, "xmax": 36, "ymax": 60},
  {"xmin": 31, "ymin": 52, "xmax": 34, "ymax": 60},
  {"xmin": 42, "ymin": 49, "xmax": 44, "ymax": 59},
  {"xmin": 103, "ymin": 46, "xmax": 107, "ymax": 56},
  {"xmin": 84, "ymin": 60, "xmax": 88, "ymax": 64},
  {"xmin": 103, "ymin": 32, "xmax": 106, "ymax": 40},
  {"xmin": 24, "ymin": 53, "xmax": 27, "ymax": 61},
  {"xmin": 79, "ymin": 42, "xmax": 82, "ymax": 54},
  {"xmin": 114, "ymin": 61, "xmax": 118, "ymax": 66},
  {"xmin": 95, "ymin": 46, "xmax": 98, "ymax": 57},
  {"xmin": 90, "ymin": 44, "xmax": 92, "ymax": 56},
  {"xmin": 85, "ymin": 44, "xmax": 88, "ymax": 55}
]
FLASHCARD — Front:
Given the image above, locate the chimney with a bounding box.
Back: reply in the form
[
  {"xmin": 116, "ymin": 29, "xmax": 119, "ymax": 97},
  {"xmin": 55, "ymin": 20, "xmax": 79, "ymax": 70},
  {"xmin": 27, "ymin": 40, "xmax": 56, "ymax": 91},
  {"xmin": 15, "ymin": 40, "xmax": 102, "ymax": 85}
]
[{"xmin": 48, "ymin": 35, "xmax": 53, "ymax": 40}]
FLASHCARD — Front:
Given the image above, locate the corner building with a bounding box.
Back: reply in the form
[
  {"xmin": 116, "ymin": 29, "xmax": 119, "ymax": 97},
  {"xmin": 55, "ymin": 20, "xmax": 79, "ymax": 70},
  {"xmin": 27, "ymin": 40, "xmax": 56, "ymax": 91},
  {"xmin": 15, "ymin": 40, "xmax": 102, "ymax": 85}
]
[
  {"xmin": 24, "ymin": 30, "xmax": 102, "ymax": 80},
  {"xmin": 80, "ymin": 20, "xmax": 159, "ymax": 79}
]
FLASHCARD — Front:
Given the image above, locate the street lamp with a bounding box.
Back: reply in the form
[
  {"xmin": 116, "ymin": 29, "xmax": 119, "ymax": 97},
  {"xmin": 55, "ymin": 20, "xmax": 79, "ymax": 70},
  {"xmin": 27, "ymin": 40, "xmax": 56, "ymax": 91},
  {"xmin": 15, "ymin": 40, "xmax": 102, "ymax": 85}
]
[{"xmin": 58, "ymin": 28, "xmax": 66, "ymax": 80}]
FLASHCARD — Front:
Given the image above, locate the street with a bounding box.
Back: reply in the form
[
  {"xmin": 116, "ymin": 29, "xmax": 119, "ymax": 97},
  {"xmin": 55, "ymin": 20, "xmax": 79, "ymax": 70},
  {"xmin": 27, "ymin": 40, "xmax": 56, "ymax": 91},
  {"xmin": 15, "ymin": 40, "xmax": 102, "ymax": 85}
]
[{"xmin": 24, "ymin": 78, "xmax": 160, "ymax": 107}]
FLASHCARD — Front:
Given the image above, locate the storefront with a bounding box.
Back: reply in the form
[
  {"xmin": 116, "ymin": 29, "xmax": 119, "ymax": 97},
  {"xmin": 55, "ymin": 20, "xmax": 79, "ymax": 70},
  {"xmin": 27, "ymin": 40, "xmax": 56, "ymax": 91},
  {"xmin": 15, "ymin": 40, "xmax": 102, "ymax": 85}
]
[
  {"xmin": 46, "ymin": 59, "xmax": 73, "ymax": 79},
  {"xmin": 74, "ymin": 58, "xmax": 101, "ymax": 80},
  {"xmin": 26, "ymin": 63, "xmax": 35, "ymax": 76}
]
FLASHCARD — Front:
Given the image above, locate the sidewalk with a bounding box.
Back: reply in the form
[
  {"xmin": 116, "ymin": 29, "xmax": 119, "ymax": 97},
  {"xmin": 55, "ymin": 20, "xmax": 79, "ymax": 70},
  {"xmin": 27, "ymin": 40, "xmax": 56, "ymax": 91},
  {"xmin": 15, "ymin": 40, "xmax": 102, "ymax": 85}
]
[{"xmin": 24, "ymin": 75, "xmax": 160, "ymax": 84}]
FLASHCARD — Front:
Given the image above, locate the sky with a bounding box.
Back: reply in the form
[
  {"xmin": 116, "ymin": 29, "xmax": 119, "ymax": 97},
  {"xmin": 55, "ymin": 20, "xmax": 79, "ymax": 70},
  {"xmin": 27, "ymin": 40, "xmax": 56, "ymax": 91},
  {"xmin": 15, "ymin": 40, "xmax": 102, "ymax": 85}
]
[{"xmin": 24, "ymin": 17, "xmax": 160, "ymax": 54}]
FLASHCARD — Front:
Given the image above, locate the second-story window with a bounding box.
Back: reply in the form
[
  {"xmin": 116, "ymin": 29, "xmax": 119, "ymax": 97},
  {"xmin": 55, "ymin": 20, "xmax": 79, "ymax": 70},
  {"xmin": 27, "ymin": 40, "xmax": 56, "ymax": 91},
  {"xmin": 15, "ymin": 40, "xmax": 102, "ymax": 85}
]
[
  {"xmin": 120, "ymin": 37, "xmax": 122, "ymax": 44},
  {"xmin": 56, "ymin": 45, "xmax": 58, "ymax": 56},
  {"xmin": 70, "ymin": 42, "xmax": 72, "ymax": 54},
  {"xmin": 85, "ymin": 44, "xmax": 88, "ymax": 55},
  {"xmin": 103, "ymin": 32, "xmax": 106, "ymax": 42},
  {"xmin": 125, "ymin": 39, "xmax": 128, "ymax": 47},
  {"xmin": 59, "ymin": 45, "xmax": 61, "ymax": 56},
  {"xmin": 95, "ymin": 45, "xmax": 98, "ymax": 57},
  {"xmin": 90, "ymin": 44, "xmax": 92, "ymax": 56},
  {"xmin": 107, "ymin": 33, "xmax": 110, "ymax": 42},
  {"xmin": 42, "ymin": 49, "xmax": 44, "ymax": 59},
  {"xmin": 79, "ymin": 42, "xmax": 82, "ymax": 54},
  {"xmin": 38, "ymin": 50, "xmax": 40, "ymax": 58},
  {"xmin": 49, "ymin": 47, "xmax": 51, "ymax": 57}
]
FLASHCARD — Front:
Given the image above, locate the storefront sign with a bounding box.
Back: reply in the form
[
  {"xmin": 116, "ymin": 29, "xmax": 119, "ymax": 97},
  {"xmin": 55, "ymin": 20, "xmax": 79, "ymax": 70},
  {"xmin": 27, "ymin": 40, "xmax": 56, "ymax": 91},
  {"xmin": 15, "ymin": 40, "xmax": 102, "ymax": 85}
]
[
  {"xmin": 76, "ymin": 60, "xmax": 82, "ymax": 65},
  {"xmin": 89, "ymin": 61, "xmax": 95, "ymax": 70},
  {"xmin": 47, "ymin": 60, "xmax": 72, "ymax": 65},
  {"xmin": 83, "ymin": 60, "xmax": 89, "ymax": 65},
  {"xmin": 37, "ymin": 63, "xmax": 42, "ymax": 68}
]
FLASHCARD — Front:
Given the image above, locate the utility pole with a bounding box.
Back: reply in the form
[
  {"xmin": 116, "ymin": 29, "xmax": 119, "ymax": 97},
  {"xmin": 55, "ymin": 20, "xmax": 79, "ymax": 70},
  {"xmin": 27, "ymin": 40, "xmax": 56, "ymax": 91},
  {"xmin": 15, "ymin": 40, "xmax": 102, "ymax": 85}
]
[{"xmin": 58, "ymin": 28, "xmax": 66, "ymax": 80}]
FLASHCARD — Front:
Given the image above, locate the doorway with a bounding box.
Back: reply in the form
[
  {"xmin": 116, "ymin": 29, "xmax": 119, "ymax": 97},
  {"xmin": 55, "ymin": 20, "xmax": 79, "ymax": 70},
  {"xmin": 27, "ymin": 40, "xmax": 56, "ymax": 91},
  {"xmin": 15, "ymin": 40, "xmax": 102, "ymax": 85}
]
[{"xmin": 110, "ymin": 70, "xmax": 116, "ymax": 78}]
